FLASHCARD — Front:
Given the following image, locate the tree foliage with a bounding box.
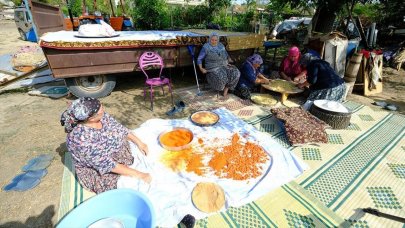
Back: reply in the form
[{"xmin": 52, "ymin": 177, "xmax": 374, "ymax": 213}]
[
  {"xmin": 129, "ymin": 0, "xmax": 170, "ymax": 30},
  {"xmin": 378, "ymin": 0, "xmax": 405, "ymax": 27},
  {"xmin": 265, "ymin": 0, "xmax": 380, "ymax": 33},
  {"xmin": 207, "ymin": 0, "xmax": 231, "ymax": 13},
  {"xmin": 169, "ymin": 5, "xmax": 210, "ymax": 29},
  {"xmin": 266, "ymin": 1, "xmax": 305, "ymax": 22},
  {"xmin": 65, "ymin": 0, "xmax": 84, "ymax": 17}
]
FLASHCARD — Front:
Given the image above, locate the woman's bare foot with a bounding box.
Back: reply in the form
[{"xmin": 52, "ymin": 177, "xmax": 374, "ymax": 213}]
[
  {"xmin": 218, "ymin": 87, "xmax": 229, "ymax": 101},
  {"xmin": 219, "ymin": 95, "xmax": 229, "ymax": 101}
]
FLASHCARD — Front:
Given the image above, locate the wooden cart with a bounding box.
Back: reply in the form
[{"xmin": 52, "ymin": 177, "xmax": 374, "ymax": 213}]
[{"xmin": 30, "ymin": 1, "xmax": 265, "ymax": 97}]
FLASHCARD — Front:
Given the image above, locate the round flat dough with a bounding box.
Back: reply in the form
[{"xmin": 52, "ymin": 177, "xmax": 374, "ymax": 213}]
[
  {"xmin": 251, "ymin": 93, "xmax": 278, "ymax": 106},
  {"xmin": 192, "ymin": 182, "xmax": 225, "ymax": 213},
  {"xmin": 191, "ymin": 111, "xmax": 219, "ymax": 126},
  {"xmin": 263, "ymin": 79, "xmax": 303, "ymax": 93}
]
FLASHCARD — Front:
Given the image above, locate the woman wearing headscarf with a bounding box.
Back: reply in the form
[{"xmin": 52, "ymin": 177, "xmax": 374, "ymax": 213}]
[
  {"xmin": 298, "ymin": 53, "xmax": 346, "ymax": 102},
  {"xmin": 60, "ymin": 97, "xmax": 151, "ymax": 194},
  {"xmin": 279, "ymin": 46, "xmax": 307, "ymax": 83},
  {"xmin": 197, "ymin": 32, "xmax": 240, "ymax": 99},
  {"xmin": 234, "ymin": 54, "xmax": 270, "ymax": 99}
]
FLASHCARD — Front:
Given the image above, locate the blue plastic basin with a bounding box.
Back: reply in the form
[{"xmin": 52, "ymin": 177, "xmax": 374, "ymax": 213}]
[{"xmin": 57, "ymin": 188, "xmax": 155, "ymax": 228}]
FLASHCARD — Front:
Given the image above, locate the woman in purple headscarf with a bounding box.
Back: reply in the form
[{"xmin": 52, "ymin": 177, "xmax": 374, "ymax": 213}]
[
  {"xmin": 234, "ymin": 54, "xmax": 270, "ymax": 99},
  {"xmin": 60, "ymin": 97, "xmax": 151, "ymax": 194}
]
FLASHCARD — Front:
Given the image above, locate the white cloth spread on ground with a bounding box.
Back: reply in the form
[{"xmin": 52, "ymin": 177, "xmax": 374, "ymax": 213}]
[
  {"xmin": 40, "ymin": 30, "xmax": 203, "ymax": 43},
  {"xmin": 117, "ymin": 108, "xmax": 308, "ymax": 227}
]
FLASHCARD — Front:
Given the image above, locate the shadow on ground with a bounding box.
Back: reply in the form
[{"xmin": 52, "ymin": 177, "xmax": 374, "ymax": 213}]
[{"xmin": 0, "ymin": 205, "xmax": 55, "ymax": 228}]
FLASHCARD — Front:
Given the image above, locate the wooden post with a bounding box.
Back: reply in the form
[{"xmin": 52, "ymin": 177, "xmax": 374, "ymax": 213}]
[
  {"xmin": 82, "ymin": 0, "xmax": 86, "ymax": 15},
  {"xmin": 355, "ymin": 17, "xmax": 369, "ymax": 49},
  {"xmin": 109, "ymin": 0, "xmax": 115, "ymax": 17}
]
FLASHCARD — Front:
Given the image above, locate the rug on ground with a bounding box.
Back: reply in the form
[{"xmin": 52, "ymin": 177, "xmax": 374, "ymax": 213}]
[{"xmin": 58, "ymin": 87, "xmax": 405, "ymax": 227}]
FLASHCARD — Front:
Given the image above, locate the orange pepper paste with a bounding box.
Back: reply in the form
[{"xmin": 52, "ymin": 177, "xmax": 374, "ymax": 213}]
[
  {"xmin": 161, "ymin": 133, "xmax": 269, "ymax": 180},
  {"xmin": 160, "ymin": 129, "xmax": 193, "ymax": 147}
]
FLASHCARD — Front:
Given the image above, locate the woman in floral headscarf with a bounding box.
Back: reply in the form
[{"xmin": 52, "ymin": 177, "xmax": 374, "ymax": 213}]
[
  {"xmin": 279, "ymin": 46, "xmax": 307, "ymax": 83},
  {"xmin": 60, "ymin": 97, "xmax": 151, "ymax": 194},
  {"xmin": 197, "ymin": 32, "xmax": 240, "ymax": 100},
  {"xmin": 234, "ymin": 54, "xmax": 270, "ymax": 99}
]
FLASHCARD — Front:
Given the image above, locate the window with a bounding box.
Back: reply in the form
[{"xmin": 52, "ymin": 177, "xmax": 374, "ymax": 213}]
[
  {"xmin": 15, "ymin": 11, "xmax": 25, "ymax": 21},
  {"xmin": 25, "ymin": 12, "xmax": 31, "ymax": 22}
]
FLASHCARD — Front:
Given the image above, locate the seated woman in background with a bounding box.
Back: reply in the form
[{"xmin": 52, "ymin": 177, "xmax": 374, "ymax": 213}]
[
  {"xmin": 298, "ymin": 53, "xmax": 346, "ymax": 102},
  {"xmin": 61, "ymin": 97, "xmax": 151, "ymax": 194},
  {"xmin": 234, "ymin": 54, "xmax": 270, "ymax": 99},
  {"xmin": 197, "ymin": 32, "xmax": 240, "ymax": 99},
  {"xmin": 279, "ymin": 46, "xmax": 307, "ymax": 83}
]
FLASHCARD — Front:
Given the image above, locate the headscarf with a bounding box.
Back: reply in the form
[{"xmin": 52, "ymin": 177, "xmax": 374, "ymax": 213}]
[
  {"xmin": 288, "ymin": 46, "xmax": 300, "ymax": 58},
  {"xmin": 247, "ymin": 54, "xmax": 263, "ymax": 65},
  {"xmin": 204, "ymin": 32, "xmax": 224, "ymax": 55},
  {"xmin": 281, "ymin": 46, "xmax": 302, "ymax": 76},
  {"xmin": 60, "ymin": 97, "xmax": 101, "ymax": 133},
  {"xmin": 208, "ymin": 32, "xmax": 219, "ymax": 47},
  {"xmin": 300, "ymin": 53, "xmax": 320, "ymax": 66}
]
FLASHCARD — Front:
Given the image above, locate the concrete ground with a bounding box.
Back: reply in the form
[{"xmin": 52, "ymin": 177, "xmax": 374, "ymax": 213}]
[{"xmin": 0, "ymin": 20, "xmax": 404, "ymax": 227}]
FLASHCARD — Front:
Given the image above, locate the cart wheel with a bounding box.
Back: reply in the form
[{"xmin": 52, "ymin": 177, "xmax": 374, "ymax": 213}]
[
  {"xmin": 65, "ymin": 75, "xmax": 116, "ymax": 98},
  {"xmin": 18, "ymin": 29, "xmax": 27, "ymax": 41}
]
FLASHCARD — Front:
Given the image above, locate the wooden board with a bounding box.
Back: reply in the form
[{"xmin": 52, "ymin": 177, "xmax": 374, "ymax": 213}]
[
  {"xmin": 353, "ymin": 55, "xmax": 383, "ymax": 96},
  {"xmin": 364, "ymin": 55, "xmax": 383, "ymax": 96}
]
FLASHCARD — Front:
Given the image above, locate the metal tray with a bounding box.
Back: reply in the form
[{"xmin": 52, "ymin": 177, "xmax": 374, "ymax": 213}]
[
  {"xmin": 190, "ymin": 111, "xmax": 219, "ymax": 127},
  {"xmin": 158, "ymin": 127, "xmax": 194, "ymax": 151}
]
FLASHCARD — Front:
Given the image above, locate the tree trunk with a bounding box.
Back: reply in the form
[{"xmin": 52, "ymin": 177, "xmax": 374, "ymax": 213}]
[
  {"xmin": 313, "ymin": 0, "xmax": 345, "ymax": 33},
  {"xmin": 313, "ymin": 6, "xmax": 336, "ymax": 33}
]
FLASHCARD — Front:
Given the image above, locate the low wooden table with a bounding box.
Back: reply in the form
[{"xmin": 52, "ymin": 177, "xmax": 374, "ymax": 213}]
[{"xmin": 261, "ymin": 79, "xmax": 304, "ymax": 104}]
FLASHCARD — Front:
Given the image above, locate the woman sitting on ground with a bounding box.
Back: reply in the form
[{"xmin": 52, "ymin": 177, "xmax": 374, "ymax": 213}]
[
  {"xmin": 197, "ymin": 32, "xmax": 240, "ymax": 99},
  {"xmin": 279, "ymin": 46, "xmax": 307, "ymax": 83},
  {"xmin": 61, "ymin": 98, "xmax": 197, "ymax": 227},
  {"xmin": 298, "ymin": 53, "xmax": 346, "ymax": 102},
  {"xmin": 61, "ymin": 97, "xmax": 151, "ymax": 194},
  {"xmin": 234, "ymin": 54, "xmax": 270, "ymax": 99}
]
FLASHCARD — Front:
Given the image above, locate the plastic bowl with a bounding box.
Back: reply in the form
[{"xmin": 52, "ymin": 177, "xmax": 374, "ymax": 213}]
[
  {"xmin": 56, "ymin": 189, "xmax": 155, "ymax": 228},
  {"xmin": 158, "ymin": 127, "xmax": 194, "ymax": 151}
]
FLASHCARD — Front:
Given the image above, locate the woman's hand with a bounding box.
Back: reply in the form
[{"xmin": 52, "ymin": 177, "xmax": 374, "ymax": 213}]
[
  {"xmin": 200, "ymin": 67, "xmax": 207, "ymax": 74},
  {"xmin": 112, "ymin": 164, "xmax": 152, "ymax": 184},
  {"xmin": 298, "ymin": 82, "xmax": 309, "ymax": 89},
  {"xmin": 280, "ymin": 72, "xmax": 291, "ymax": 81},
  {"xmin": 139, "ymin": 172, "xmax": 152, "ymax": 184},
  {"xmin": 128, "ymin": 133, "xmax": 149, "ymax": 155},
  {"xmin": 137, "ymin": 142, "xmax": 149, "ymax": 156}
]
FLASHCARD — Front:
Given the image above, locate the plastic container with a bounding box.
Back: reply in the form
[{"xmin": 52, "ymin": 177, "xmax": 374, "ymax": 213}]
[
  {"xmin": 347, "ymin": 40, "xmax": 359, "ymax": 57},
  {"xmin": 57, "ymin": 189, "xmax": 155, "ymax": 228}
]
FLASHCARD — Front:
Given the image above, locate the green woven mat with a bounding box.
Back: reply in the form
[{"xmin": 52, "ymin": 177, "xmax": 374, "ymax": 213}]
[{"xmin": 58, "ymin": 88, "xmax": 405, "ymax": 227}]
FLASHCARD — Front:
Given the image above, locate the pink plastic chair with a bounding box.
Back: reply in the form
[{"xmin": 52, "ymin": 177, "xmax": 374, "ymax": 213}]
[{"xmin": 139, "ymin": 52, "xmax": 174, "ymax": 110}]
